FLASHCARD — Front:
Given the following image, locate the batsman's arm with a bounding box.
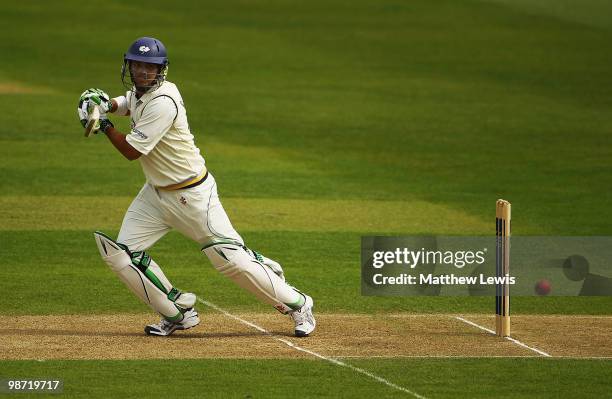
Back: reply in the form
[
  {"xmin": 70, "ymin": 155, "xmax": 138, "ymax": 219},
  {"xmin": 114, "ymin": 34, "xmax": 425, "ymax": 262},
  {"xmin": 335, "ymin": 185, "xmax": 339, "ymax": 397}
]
[{"xmin": 102, "ymin": 126, "xmax": 142, "ymax": 161}]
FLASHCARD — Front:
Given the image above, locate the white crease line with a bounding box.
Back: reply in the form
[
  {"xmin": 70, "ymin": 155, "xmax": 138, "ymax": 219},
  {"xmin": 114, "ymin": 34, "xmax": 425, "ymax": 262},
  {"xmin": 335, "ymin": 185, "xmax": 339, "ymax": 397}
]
[
  {"xmin": 337, "ymin": 355, "xmax": 612, "ymax": 360},
  {"xmin": 388, "ymin": 314, "xmax": 612, "ymax": 319},
  {"xmin": 454, "ymin": 316, "xmax": 552, "ymax": 357},
  {"xmin": 198, "ymin": 298, "xmax": 427, "ymax": 399}
]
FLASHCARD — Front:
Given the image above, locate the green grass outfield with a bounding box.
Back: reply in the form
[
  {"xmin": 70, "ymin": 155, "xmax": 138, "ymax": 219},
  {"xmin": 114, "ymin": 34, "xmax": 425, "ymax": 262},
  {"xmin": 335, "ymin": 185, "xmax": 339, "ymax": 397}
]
[
  {"xmin": 1, "ymin": 358, "xmax": 609, "ymax": 398},
  {"xmin": 0, "ymin": 0, "xmax": 611, "ymax": 397}
]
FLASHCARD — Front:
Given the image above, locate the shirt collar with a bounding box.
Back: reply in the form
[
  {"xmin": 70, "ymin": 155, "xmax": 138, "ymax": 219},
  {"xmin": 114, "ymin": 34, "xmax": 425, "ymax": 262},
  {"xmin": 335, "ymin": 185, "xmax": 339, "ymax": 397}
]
[{"xmin": 134, "ymin": 81, "xmax": 164, "ymax": 101}]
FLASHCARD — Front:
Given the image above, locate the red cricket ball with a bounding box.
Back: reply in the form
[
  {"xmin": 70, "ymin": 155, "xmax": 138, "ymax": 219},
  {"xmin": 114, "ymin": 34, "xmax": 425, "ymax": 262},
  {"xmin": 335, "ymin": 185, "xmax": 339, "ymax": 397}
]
[{"xmin": 535, "ymin": 279, "xmax": 551, "ymax": 295}]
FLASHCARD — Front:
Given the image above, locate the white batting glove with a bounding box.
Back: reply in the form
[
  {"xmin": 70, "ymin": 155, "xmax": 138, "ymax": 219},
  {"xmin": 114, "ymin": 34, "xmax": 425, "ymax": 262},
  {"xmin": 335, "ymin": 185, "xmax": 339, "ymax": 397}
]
[
  {"xmin": 79, "ymin": 88, "xmax": 113, "ymax": 113},
  {"xmin": 77, "ymin": 97, "xmax": 92, "ymax": 128},
  {"xmin": 77, "ymin": 96, "xmax": 114, "ymax": 134}
]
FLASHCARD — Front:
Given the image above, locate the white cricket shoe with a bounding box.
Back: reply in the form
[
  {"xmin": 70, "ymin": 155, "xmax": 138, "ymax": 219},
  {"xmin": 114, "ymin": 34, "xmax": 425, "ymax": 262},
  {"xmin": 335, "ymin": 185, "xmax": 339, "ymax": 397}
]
[
  {"xmin": 144, "ymin": 308, "xmax": 200, "ymax": 337},
  {"xmin": 291, "ymin": 295, "xmax": 316, "ymax": 337}
]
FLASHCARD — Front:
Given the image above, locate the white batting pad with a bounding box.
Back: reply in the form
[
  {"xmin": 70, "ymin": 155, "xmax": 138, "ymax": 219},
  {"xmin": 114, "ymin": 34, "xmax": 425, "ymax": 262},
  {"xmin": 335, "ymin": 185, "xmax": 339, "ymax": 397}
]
[
  {"xmin": 94, "ymin": 231, "xmax": 186, "ymax": 321},
  {"xmin": 203, "ymin": 243, "xmax": 303, "ymax": 314}
]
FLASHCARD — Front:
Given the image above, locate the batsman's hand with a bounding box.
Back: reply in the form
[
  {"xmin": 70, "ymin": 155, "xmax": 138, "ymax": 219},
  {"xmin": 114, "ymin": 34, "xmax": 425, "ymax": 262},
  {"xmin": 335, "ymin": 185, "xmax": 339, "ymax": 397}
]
[
  {"xmin": 98, "ymin": 115, "xmax": 114, "ymax": 134},
  {"xmin": 79, "ymin": 88, "xmax": 113, "ymax": 113},
  {"xmin": 77, "ymin": 96, "xmax": 92, "ymax": 129},
  {"xmin": 77, "ymin": 94, "xmax": 114, "ymax": 134}
]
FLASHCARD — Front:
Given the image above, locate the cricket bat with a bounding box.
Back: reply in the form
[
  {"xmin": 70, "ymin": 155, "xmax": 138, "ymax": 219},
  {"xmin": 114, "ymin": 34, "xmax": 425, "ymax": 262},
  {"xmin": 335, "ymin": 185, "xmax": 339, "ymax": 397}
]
[{"xmin": 84, "ymin": 104, "xmax": 100, "ymax": 137}]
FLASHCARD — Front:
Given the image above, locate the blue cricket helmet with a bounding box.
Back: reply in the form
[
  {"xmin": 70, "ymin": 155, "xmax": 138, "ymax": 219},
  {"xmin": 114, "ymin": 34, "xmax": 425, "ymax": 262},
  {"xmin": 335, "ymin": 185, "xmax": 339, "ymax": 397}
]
[
  {"xmin": 124, "ymin": 37, "xmax": 169, "ymax": 65},
  {"xmin": 121, "ymin": 37, "xmax": 169, "ymax": 93}
]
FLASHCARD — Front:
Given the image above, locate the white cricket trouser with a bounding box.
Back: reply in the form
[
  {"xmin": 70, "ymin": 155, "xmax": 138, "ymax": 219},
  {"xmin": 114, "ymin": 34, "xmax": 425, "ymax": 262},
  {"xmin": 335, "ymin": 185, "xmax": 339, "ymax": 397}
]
[
  {"xmin": 115, "ymin": 172, "xmax": 304, "ymax": 314},
  {"xmin": 117, "ymin": 173, "xmax": 242, "ymax": 251}
]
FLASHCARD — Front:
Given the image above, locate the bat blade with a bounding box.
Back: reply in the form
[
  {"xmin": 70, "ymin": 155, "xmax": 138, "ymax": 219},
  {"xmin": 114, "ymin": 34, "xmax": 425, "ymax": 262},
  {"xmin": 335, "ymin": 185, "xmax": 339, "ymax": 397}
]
[{"xmin": 84, "ymin": 105, "xmax": 100, "ymax": 137}]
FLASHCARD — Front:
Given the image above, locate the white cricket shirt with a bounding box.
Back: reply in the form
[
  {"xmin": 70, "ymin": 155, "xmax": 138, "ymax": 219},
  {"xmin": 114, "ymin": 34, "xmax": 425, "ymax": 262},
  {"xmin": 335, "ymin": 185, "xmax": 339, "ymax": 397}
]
[{"xmin": 123, "ymin": 81, "xmax": 206, "ymax": 187}]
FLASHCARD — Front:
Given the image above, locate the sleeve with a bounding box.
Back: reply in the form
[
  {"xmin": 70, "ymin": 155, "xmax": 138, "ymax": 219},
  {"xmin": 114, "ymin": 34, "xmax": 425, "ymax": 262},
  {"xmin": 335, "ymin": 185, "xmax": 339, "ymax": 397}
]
[
  {"xmin": 126, "ymin": 96, "xmax": 178, "ymax": 156},
  {"xmin": 112, "ymin": 95, "xmax": 129, "ymax": 116}
]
